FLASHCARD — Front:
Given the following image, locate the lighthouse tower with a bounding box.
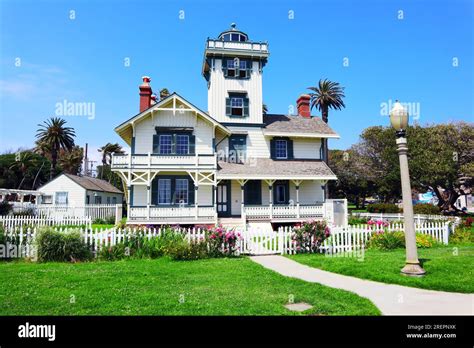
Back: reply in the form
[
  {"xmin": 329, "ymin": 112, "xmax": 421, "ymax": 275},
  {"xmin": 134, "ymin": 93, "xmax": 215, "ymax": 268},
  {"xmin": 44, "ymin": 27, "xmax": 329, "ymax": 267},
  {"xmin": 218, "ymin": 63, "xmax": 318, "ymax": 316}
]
[{"xmin": 202, "ymin": 23, "xmax": 270, "ymax": 126}]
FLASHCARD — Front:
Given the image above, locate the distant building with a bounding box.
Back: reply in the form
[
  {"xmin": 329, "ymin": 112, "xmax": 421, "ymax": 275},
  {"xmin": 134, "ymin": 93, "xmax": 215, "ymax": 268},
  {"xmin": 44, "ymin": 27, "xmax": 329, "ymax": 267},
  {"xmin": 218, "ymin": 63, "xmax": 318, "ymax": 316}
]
[{"xmin": 37, "ymin": 173, "xmax": 123, "ymax": 206}]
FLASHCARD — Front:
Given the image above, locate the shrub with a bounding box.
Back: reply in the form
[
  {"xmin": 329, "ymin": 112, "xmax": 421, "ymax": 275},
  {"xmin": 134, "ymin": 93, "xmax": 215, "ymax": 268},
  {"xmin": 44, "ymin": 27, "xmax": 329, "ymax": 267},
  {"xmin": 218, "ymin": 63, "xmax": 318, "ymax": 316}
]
[
  {"xmin": 0, "ymin": 201, "xmax": 12, "ymax": 215},
  {"xmin": 367, "ymin": 231, "xmax": 405, "ymax": 250},
  {"xmin": 98, "ymin": 243, "xmax": 128, "ymax": 261},
  {"xmin": 36, "ymin": 228, "xmax": 92, "ymax": 262},
  {"xmin": 463, "ymin": 217, "xmax": 473, "ymax": 228},
  {"xmin": 104, "ymin": 215, "xmax": 116, "ymax": 225},
  {"xmin": 206, "ymin": 226, "xmax": 240, "ymax": 257},
  {"xmin": 167, "ymin": 239, "xmax": 208, "ymax": 261},
  {"xmin": 368, "ymin": 231, "xmax": 439, "ymax": 250},
  {"xmin": 450, "ymin": 226, "xmax": 474, "ymax": 244},
  {"xmin": 366, "ymin": 203, "xmax": 401, "ymax": 213},
  {"xmin": 413, "ymin": 203, "xmax": 440, "ymax": 215},
  {"xmin": 291, "ymin": 220, "xmax": 330, "ymax": 253},
  {"xmin": 348, "ymin": 217, "xmax": 369, "ymax": 225},
  {"xmin": 115, "ymin": 217, "xmax": 127, "ymax": 229},
  {"xmin": 93, "ymin": 218, "xmax": 106, "ymax": 225}
]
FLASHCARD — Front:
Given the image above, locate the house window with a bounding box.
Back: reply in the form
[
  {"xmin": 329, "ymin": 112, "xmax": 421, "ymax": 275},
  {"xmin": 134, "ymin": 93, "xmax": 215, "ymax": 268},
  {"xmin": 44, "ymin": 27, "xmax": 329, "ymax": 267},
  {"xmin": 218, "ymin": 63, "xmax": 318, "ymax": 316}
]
[
  {"xmin": 55, "ymin": 192, "xmax": 68, "ymax": 205},
  {"xmin": 224, "ymin": 59, "xmax": 250, "ymax": 78},
  {"xmin": 42, "ymin": 195, "xmax": 53, "ymax": 204},
  {"xmin": 275, "ymin": 184, "xmax": 286, "ymax": 204},
  {"xmin": 158, "ymin": 179, "xmax": 172, "ymax": 204},
  {"xmin": 226, "ymin": 94, "xmax": 249, "ymax": 117},
  {"xmin": 94, "ymin": 195, "xmax": 102, "ymax": 204},
  {"xmin": 175, "ymin": 179, "xmax": 189, "ymax": 204},
  {"xmin": 107, "ymin": 197, "xmax": 111, "ymax": 204},
  {"xmin": 112, "ymin": 197, "xmax": 117, "ymax": 204},
  {"xmin": 229, "ymin": 135, "xmax": 247, "ymax": 163},
  {"xmin": 86, "ymin": 195, "xmax": 90, "ymax": 204},
  {"xmin": 159, "ymin": 135, "xmax": 173, "ymax": 154},
  {"xmin": 275, "ymin": 140, "xmax": 288, "ymax": 159},
  {"xmin": 176, "ymin": 135, "xmax": 189, "ymax": 155}
]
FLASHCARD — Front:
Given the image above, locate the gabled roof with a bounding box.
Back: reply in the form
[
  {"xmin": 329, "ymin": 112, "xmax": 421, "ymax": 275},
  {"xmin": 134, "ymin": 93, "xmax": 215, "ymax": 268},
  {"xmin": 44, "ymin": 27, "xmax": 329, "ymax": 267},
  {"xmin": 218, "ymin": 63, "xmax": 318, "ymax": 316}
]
[
  {"xmin": 115, "ymin": 93, "xmax": 231, "ymax": 145},
  {"xmin": 39, "ymin": 173, "xmax": 123, "ymax": 194},
  {"xmin": 64, "ymin": 174, "xmax": 123, "ymax": 194},
  {"xmin": 263, "ymin": 114, "xmax": 339, "ymax": 138}
]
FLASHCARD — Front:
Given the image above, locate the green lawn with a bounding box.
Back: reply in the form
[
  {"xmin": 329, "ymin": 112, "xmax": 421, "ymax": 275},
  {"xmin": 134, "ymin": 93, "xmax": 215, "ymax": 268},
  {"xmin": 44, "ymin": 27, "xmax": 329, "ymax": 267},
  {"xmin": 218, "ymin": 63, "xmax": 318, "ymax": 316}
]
[
  {"xmin": 287, "ymin": 245, "xmax": 474, "ymax": 293},
  {"xmin": 0, "ymin": 257, "xmax": 380, "ymax": 316}
]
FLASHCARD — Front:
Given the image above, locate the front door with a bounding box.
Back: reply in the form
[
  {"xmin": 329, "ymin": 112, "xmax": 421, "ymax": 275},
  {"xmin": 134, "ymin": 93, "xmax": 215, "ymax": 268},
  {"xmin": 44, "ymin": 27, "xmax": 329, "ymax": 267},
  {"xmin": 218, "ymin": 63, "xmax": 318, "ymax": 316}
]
[{"xmin": 217, "ymin": 181, "xmax": 231, "ymax": 217}]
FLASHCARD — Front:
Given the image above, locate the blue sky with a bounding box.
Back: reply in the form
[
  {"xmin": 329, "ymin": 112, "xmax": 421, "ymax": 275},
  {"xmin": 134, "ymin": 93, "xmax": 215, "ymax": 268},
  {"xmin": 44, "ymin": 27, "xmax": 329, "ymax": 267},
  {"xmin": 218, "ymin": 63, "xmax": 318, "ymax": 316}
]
[{"xmin": 0, "ymin": 0, "xmax": 472, "ymax": 164}]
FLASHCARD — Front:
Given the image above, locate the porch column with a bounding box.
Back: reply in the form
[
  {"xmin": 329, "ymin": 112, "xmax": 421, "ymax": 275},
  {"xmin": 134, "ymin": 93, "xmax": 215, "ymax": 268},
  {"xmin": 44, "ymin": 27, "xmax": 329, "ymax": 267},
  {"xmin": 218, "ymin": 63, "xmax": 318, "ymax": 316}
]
[
  {"xmin": 237, "ymin": 179, "xmax": 248, "ymax": 224},
  {"xmin": 146, "ymin": 185, "xmax": 151, "ymax": 220},
  {"xmin": 265, "ymin": 180, "xmax": 275, "ymax": 220},
  {"xmin": 195, "ymin": 186, "xmax": 199, "ymax": 219},
  {"xmin": 296, "ymin": 185, "xmax": 300, "ymax": 218},
  {"xmin": 292, "ymin": 180, "xmax": 302, "ymax": 219},
  {"xmin": 127, "ymin": 185, "xmax": 131, "ymax": 218}
]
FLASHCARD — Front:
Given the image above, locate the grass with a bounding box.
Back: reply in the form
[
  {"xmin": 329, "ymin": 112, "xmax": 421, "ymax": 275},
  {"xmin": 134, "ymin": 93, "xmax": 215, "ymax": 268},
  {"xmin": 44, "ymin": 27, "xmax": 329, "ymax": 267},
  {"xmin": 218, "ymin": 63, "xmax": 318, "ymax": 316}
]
[
  {"xmin": 0, "ymin": 257, "xmax": 380, "ymax": 316},
  {"xmin": 287, "ymin": 245, "xmax": 474, "ymax": 293}
]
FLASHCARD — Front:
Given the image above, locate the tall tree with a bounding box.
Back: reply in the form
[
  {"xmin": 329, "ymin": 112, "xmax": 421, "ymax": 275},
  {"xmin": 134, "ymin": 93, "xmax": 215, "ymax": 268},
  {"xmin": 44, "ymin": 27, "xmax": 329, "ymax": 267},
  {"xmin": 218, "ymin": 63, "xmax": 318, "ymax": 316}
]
[
  {"xmin": 159, "ymin": 88, "xmax": 170, "ymax": 100},
  {"xmin": 308, "ymin": 79, "xmax": 346, "ymax": 198},
  {"xmin": 9, "ymin": 151, "xmax": 36, "ymax": 189},
  {"xmin": 59, "ymin": 146, "xmax": 83, "ymax": 175},
  {"xmin": 36, "ymin": 117, "xmax": 76, "ymax": 180},
  {"xmin": 98, "ymin": 143, "xmax": 125, "ymax": 179}
]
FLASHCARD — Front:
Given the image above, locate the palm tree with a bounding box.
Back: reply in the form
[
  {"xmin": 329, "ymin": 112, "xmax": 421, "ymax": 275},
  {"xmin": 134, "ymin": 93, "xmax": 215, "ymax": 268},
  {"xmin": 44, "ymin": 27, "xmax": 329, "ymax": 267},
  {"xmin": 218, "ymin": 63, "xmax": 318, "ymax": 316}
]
[
  {"xmin": 36, "ymin": 117, "xmax": 76, "ymax": 180},
  {"xmin": 59, "ymin": 146, "xmax": 84, "ymax": 175},
  {"xmin": 308, "ymin": 79, "xmax": 345, "ymax": 198},
  {"xmin": 159, "ymin": 88, "xmax": 170, "ymax": 100},
  {"xmin": 98, "ymin": 143, "xmax": 124, "ymax": 179},
  {"xmin": 9, "ymin": 151, "xmax": 36, "ymax": 189}
]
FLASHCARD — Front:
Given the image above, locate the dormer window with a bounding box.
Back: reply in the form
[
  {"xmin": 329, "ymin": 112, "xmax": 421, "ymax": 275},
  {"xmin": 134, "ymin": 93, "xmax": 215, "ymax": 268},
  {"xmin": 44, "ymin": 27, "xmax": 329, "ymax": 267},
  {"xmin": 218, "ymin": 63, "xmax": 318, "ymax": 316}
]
[
  {"xmin": 226, "ymin": 93, "xmax": 249, "ymax": 117},
  {"xmin": 223, "ymin": 59, "xmax": 251, "ymax": 79},
  {"xmin": 275, "ymin": 140, "xmax": 288, "ymax": 159}
]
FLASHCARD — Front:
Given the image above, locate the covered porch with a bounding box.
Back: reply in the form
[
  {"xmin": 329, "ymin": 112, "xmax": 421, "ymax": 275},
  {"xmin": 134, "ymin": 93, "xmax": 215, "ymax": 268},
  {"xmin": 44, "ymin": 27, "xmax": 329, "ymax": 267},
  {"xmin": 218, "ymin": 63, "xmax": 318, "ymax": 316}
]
[{"xmin": 217, "ymin": 158, "xmax": 339, "ymax": 224}]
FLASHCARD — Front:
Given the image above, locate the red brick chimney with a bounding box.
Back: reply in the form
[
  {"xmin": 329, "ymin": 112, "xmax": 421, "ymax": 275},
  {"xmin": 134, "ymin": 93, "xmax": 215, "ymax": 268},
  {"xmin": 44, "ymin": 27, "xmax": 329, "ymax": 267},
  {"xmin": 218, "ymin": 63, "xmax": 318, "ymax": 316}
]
[
  {"xmin": 297, "ymin": 94, "xmax": 311, "ymax": 118},
  {"xmin": 139, "ymin": 76, "xmax": 153, "ymax": 112}
]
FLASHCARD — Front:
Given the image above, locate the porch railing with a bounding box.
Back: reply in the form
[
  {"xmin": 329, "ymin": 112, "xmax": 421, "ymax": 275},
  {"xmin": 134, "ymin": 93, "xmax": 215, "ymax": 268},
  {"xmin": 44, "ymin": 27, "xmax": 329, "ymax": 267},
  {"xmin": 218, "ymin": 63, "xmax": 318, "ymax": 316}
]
[
  {"xmin": 111, "ymin": 153, "xmax": 217, "ymax": 170},
  {"xmin": 129, "ymin": 205, "xmax": 217, "ymax": 222},
  {"xmin": 243, "ymin": 204, "xmax": 324, "ymax": 220}
]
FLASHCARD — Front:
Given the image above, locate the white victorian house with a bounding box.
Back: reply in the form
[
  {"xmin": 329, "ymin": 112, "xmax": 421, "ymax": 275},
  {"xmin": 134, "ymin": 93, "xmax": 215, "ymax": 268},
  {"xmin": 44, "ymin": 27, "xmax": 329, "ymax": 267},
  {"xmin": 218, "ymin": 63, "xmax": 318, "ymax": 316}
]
[{"xmin": 112, "ymin": 24, "xmax": 345, "ymax": 227}]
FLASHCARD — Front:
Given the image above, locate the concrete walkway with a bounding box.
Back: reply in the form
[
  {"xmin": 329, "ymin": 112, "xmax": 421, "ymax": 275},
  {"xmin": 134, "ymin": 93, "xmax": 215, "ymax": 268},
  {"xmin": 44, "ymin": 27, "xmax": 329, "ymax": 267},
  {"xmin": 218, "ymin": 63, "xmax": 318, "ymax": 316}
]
[{"xmin": 250, "ymin": 255, "xmax": 474, "ymax": 315}]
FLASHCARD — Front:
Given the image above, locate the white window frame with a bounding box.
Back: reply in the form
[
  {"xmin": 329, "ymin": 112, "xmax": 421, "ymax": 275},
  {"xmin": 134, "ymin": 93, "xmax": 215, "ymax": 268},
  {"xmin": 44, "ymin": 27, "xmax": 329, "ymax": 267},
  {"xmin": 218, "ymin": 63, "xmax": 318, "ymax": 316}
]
[
  {"xmin": 275, "ymin": 140, "xmax": 288, "ymax": 159},
  {"xmin": 55, "ymin": 192, "xmax": 68, "ymax": 205},
  {"xmin": 176, "ymin": 134, "xmax": 189, "ymax": 155},
  {"xmin": 175, "ymin": 179, "xmax": 189, "ymax": 205},
  {"xmin": 159, "ymin": 134, "xmax": 173, "ymax": 154},
  {"xmin": 158, "ymin": 179, "xmax": 172, "ymax": 205}
]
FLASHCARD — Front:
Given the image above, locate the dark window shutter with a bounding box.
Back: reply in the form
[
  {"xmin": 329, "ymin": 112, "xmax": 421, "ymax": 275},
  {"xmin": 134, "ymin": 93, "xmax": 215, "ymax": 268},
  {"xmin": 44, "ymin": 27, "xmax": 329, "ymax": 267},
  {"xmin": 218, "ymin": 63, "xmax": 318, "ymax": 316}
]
[
  {"xmin": 189, "ymin": 135, "xmax": 196, "ymax": 155},
  {"xmin": 226, "ymin": 98, "xmax": 231, "ymax": 116},
  {"xmin": 222, "ymin": 59, "xmax": 228, "ymax": 76},
  {"xmin": 287, "ymin": 140, "xmax": 294, "ymax": 159},
  {"xmin": 151, "ymin": 179, "xmax": 158, "ymax": 205},
  {"xmin": 152, "ymin": 135, "xmax": 159, "ymax": 154},
  {"xmin": 131, "ymin": 137, "xmax": 136, "ymax": 155},
  {"xmin": 270, "ymin": 139, "xmax": 276, "ymax": 159},
  {"xmin": 188, "ymin": 180, "xmax": 195, "ymax": 205},
  {"xmin": 243, "ymin": 98, "xmax": 249, "ymax": 116},
  {"xmin": 285, "ymin": 181, "xmax": 290, "ymax": 204},
  {"xmin": 247, "ymin": 60, "xmax": 252, "ymax": 77}
]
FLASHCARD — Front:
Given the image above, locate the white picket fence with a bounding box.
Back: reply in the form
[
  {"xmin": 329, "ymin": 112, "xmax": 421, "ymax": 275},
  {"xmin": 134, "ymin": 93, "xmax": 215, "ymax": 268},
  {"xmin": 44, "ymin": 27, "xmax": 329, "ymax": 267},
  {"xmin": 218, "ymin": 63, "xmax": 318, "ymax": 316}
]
[
  {"xmin": 351, "ymin": 212, "xmax": 458, "ymax": 223},
  {"xmin": 0, "ymin": 215, "xmax": 92, "ymax": 229},
  {"xmin": 10, "ymin": 203, "xmax": 120, "ymax": 221},
  {"xmin": 1, "ymin": 221, "xmax": 451, "ymax": 259}
]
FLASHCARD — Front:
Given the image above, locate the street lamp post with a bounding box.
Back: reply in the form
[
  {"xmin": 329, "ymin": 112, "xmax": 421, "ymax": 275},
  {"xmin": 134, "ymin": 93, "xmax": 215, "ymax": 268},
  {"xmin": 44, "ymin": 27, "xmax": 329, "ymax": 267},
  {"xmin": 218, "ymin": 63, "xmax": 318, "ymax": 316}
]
[{"xmin": 389, "ymin": 100, "xmax": 426, "ymax": 277}]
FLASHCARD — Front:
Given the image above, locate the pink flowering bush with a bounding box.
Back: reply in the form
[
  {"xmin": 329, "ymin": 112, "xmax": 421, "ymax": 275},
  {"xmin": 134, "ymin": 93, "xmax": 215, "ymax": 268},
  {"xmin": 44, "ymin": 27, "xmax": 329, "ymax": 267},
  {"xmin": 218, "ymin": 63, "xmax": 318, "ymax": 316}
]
[
  {"xmin": 367, "ymin": 219, "xmax": 389, "ymax": 234},
  {"xmin": 291, "ymin": 220, "xmax": 330, "ymax": 253},
  {"xmin": 206, "ymin": 225, "xmax": 241, "ymax": 257}
]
